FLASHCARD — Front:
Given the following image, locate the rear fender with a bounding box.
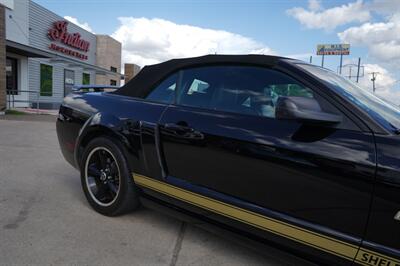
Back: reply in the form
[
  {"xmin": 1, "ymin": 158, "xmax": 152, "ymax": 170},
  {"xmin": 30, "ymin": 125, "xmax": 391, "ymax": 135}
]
[{"xmin": 74, "ymin": 112, "xmax": 133, "ymax": 169}]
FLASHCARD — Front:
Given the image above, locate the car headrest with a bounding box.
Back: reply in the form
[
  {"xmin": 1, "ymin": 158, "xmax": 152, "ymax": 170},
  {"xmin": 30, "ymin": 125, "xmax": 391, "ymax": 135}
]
[{"xmin": 251, "ymin": 94, "xmax": 273, "ymax": 107}]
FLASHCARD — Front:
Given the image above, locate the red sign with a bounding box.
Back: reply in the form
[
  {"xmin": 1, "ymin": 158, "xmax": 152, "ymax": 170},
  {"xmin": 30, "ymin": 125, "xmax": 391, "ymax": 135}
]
[
  {"xmin": 49, "ymin": 43, "xmax": 88, "ymax": 60},
  {"xmin": 48, "ymin": 21, "xmax": 90, "ymax": 60}
]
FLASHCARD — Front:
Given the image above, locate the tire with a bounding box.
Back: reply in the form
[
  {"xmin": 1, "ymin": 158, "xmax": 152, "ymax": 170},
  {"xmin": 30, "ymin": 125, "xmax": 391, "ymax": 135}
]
[{"xmin": 80, "ymin": 136, "xmax": 140, "ymax": 216}]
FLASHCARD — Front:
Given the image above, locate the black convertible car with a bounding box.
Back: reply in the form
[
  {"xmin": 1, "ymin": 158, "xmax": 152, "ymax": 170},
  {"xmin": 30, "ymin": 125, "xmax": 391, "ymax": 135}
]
[{"xmin": 56, "ymin": 55, "xmax": 400, "ymax": 265}]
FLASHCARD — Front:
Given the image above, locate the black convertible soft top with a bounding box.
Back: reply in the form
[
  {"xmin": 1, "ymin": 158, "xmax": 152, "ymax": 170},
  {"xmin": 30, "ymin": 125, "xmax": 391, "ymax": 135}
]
[{"xmin": 114, "ymin": 54, "xmax": 287, "ymax": 98}]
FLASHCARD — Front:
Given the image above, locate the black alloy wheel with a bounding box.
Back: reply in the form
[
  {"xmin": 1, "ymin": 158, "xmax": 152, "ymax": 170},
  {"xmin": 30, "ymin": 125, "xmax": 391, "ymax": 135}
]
[
  {"xmin": 85, "ymin": 146, "xmax": 120, "ymax": 207},
  {"xmin": 80, "ymin": 137, "xmax": 139, "ymax": 216}
]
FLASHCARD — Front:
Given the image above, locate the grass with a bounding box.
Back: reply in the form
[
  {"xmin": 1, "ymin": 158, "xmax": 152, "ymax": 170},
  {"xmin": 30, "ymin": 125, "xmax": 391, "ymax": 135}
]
[{"xmin": 5, "ymin": 109, "xmax": 28, "ymax": 115}]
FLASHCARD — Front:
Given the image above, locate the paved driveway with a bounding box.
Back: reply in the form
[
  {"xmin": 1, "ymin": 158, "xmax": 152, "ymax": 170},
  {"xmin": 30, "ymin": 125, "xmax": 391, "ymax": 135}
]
[{"xmin": 0, "ymin": 116, "xmax": 307, "ymax": 265}]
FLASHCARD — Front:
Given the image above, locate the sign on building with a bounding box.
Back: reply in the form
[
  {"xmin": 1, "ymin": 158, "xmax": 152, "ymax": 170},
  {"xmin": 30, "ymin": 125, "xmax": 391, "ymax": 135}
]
[
  {"xmin": 317, "ymin": 44, "xmax": 350, "ymax": 55},
  {"xmin": 48, "ymin": 21, "xmax": 91, "ymax": 60}
]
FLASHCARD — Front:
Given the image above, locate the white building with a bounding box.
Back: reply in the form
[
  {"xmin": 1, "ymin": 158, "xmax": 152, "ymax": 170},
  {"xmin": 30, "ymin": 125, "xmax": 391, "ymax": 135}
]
[{"xmin": 5, "ymin": 0, "xmax": 121, "ymax": 109}]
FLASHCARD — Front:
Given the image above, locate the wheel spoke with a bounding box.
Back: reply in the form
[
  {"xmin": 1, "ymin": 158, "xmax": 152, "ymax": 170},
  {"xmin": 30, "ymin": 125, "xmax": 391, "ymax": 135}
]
[
  {"xmin": 88, "ymin": 163, "xmax": 101, "ymax": 177},
  {"xmin": 97, "ymin": 151, "xmax": 107, "ymax": 169},
  {"xmin": 107, "ymin": 182, "xmax": 118, "ymax": 196},
  {"xmin": 110, "ymin": 161, "xmax": 118, "ymax": 175},
  {"xmin": 95, "ymin": 183, "xmax": 109, "ymax": 202}
]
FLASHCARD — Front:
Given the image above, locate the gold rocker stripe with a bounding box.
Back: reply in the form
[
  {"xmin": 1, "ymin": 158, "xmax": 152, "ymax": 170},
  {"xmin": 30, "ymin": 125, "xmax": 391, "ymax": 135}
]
[
  {"xmin": 133, "ymin": 173, "xmax": 400, "ymax": 265},
  {"xmin": 133, "ymin": 173, "xmax": 357, "ymax": 260},
  {"xmin": 355, "ymin": 248, "xmax": 400, "ymax": 266}
]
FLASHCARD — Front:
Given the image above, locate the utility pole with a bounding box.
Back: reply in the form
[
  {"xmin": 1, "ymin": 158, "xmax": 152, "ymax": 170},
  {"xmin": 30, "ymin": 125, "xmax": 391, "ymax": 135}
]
[
  {"xmin": 370, "ymin": 72, "xmax": 379, "ymax": 93},
  {"xmin": 356, "ymin": 57, "xmax": 361, "ymax": 83}
]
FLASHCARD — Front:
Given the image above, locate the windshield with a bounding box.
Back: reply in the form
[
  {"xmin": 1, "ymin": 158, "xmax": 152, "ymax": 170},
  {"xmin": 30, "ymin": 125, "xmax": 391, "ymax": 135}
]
[{"xmin": 297, "ymin": 63, "xmax": 400, "ymax": 133}]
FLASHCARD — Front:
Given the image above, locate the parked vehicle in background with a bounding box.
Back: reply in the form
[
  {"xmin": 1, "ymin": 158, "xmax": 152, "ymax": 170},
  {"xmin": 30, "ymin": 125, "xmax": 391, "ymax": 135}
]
[
  {"xmin": 72, "ymin": 85, "xmax": 119, "ymax": 93},
  {"xmin": 56, "ymin": 55, "xmax": 400, "ymax": 266}
]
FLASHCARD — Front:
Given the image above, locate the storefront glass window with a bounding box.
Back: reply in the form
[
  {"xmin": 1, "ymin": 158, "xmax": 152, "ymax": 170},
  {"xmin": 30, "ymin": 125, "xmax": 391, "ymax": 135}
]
[
  {"xmin": 82, "ymin": 73, "xmax": 90, "ymax": 85},
  {"xmin": 40, "ymin": 64, "xmax": 53, "ymax": 96}
]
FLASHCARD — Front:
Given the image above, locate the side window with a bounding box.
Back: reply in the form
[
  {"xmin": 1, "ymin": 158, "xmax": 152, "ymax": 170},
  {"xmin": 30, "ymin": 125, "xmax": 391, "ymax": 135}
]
[
  {"xmin": 187, "ymin": 79, "xmax": 210, "ymax": 95},
  {"xmin": 177, "ymin": 68, "xmax": 215, "ymax": 109},
  {"xmin": 177, "ymin": 65, "xmax": 315, "ymax": 119},
  {"xmin": 145, "ymin": 73, "xmax": 177, "ymax": 104},
  {"xmin": 217, "ymin": 67, "xmax": 315, "ymax": 118}
]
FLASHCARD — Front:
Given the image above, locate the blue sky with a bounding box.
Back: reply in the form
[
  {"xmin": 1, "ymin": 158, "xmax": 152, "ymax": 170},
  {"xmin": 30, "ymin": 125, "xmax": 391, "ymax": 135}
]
[
  {"xmin": 35, "ymin": 0, "xmax": 400, "ymax": 101},
  {"xmin": 36, "ymin": 0, "xmax": 365, "ymax": 59}
]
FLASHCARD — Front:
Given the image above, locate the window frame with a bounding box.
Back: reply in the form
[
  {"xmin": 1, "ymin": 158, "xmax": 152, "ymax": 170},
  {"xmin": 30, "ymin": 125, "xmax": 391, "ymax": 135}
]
[
  {"xmin": 167, "ymin": 64, "xmax": 361, "ymax": 131},
  {"xmin": 139, "ymin": 63, "xmax": 361, "ymax": 131}
]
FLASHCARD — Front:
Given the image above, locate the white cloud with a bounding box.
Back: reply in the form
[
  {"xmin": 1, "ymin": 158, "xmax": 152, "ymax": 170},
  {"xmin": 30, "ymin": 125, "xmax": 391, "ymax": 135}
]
[
  {"xmin": 111, "ymin": 17, "xmax": 274, "ymax": 67},
  {"xmin": 287, "ymin": 0, "xmax": 399, "ymax": 102},
  {"xmin": 337, "ymin": 59, "xmax": 400, "ymax": 104},
  {"xmin": 287, "ymin": 0, "xmax": 370, "ymax": 31},
  {"xmin": 369, "ymin": 0, "xmax": 400, "ymax": 15},
  {"xmin": 348, "ymin": 63, "xmax": 400, "ymax": 104},
  {"xmin": 64, "ymin": 16, "xmax": 94, "ymax": 34},
  {"xmin": 358, "ymin": 64, "xmax": 396, "ymax": 89},
  {"xmin": 308, "ymin": 0, "xmax": 322, "ymax": 11},
  {"xmin": 338, "ymin": 14, "xmax": 400, "ymax": 63}
]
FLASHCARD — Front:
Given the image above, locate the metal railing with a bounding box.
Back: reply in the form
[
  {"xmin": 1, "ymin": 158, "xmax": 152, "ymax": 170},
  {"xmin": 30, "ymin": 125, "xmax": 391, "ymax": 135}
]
[{"xmin": 6, "ymin": 89, "xmax": 65, "ymax": 113}]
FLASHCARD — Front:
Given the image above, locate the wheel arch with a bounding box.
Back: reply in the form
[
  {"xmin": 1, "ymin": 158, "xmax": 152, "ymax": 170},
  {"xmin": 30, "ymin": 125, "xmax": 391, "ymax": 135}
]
[{"xmin": 74, "ymin": 112, "xmax": 135, "ymax": 170}]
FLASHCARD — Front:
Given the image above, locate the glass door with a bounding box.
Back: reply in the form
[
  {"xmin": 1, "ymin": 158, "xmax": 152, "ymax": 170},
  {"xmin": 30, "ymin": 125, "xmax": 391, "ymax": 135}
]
[
  {"xmin": 64, "ymin": 69, "xmax": 75, "ymax": 96},
  {"xmin": 6, "ymin": 57, "xmax": 18, "ymax": 95}
]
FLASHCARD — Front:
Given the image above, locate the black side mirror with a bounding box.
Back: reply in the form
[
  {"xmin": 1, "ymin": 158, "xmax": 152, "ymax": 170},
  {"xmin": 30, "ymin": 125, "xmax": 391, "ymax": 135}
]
[{"xmin": 275, "ymin": 96, "xmax": 342, "ymax": 124}]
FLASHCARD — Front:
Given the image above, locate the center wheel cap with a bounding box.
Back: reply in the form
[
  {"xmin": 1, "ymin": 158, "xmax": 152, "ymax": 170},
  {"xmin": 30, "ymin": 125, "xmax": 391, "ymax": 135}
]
[{"xmin": 100, "ymin": 171, "xmax": 107, "ymax": 181}]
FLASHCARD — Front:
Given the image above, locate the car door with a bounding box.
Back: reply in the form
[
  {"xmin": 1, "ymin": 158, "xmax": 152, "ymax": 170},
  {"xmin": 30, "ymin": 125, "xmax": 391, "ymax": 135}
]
[
  {"xmin": 358, "ymin": 136, "xmax": 400, "ymax": 265},
  {"xmin": 158, "ymin": 65, "xmax": 376, "ymax": 264}
]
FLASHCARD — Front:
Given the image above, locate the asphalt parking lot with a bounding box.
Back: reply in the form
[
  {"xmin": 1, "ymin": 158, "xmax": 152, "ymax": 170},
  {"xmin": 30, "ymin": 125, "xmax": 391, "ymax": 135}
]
[{"xmin": 0, "ymin": 115, "xmax": 307, "ymax": 265}]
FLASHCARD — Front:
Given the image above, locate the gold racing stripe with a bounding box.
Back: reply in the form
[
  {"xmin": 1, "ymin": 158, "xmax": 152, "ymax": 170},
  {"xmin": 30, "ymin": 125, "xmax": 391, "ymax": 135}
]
[
  {"xmin": 355, "ymin": 248, "xmax": 400, "ymax": 266},
  {"xmin": 133, "ymin": 173, "xmax": 400, "ymax": 265},
  {"xmin": 133, "ymin": 173, "xmax": 357, "ymax": 260}
]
